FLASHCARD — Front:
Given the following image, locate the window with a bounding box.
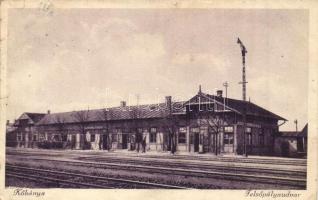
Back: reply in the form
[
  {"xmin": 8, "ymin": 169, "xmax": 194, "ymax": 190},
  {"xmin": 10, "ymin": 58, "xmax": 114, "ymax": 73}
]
[
  {"xmin": 91, "ymin": 134, "xmax": 95, "ymax": 142},
  {"xmin": 191, "ymin": 127, "xmax": 199, "ymax": 133},
  {"xmin": 259, "ymin": 129, "xmax": 264, "ymax": 146},
  {"xmin": 115, "ymin": 128, "xmax": 121, "ymax": 133},
  {"xmin": 137, "ymin": 128, "xmax": 143, "ymax": 133},
  {"xmin": 17, "ymin": 133, "xmax": 22, "ymax": 141},
  {"xmin": 150, "ymin": 128, "xmax": 157, "ymax": 143},
  {"xmin": 53, "ymin": 135, "xmax": 60, "ymax": 141},
  {"xmin": 39, "ymin": 133, "xmax": 45, "ymax": 141},
  {"xmin": 179, "ymin": 127, "xmax": 187, "ymax": 133},
  {"xmin": 247, "ymin": 133, "xmax": 252, "ymax": 145},
  {"xmin": 224, "ymin": 126, "xmax": 234, "ymax": 133},
  {"xmin": 62, "ymin": 134, "xmax": 68, "ymax": 142},
  {"xmin": 178, "ymin": 127, "xmax": 187, "ymax": 144},
  {"xmin": 33, "ymin": 134, "xmax": 37, "ymax": 141},
  {"xmin": 245, "ymin": 127, "xmax": 252, "ymax": 145},
  {"xmin": 111, "ymin": 134, "xmax": 117, "ymax": 142},
  {"xmin": 223, "ymin": 133, "xmax": 234, "ymax": 144}
]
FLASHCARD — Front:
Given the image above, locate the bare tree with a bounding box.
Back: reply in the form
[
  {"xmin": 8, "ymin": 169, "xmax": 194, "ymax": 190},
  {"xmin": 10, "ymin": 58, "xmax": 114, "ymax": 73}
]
[
  {"xmin": 159, "ymin": 104, "xmax": 181, "ymax": 154},
  {"xmin": 194, "ymin": 104, "xmax": 231, "ymax": 155},
  {"xmin": 129, "ymin": 105, "xmax": 144, "ymax": 152},
  {"xmin": 55, "ymin": 115, "xmax": 67, "ymax": 141},
  {"xmin": 98, "ymin": 108, "xmax": 114, "ymax": 150},
  {"xmin": 73, "ymin": 109, "xmax": 90, "ymax": 149}
]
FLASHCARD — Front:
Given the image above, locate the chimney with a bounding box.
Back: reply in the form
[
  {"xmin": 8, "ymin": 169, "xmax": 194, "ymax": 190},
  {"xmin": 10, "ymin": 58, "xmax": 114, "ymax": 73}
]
[
  {"xmin": 216, "ymin": 90, "xmax": 223, "ymax": 98},
  {"xmin": 47, "ymin": 110, "xmax": 51, "ymax": 114},
  {"xmin": 165, "ymin": 96, "xmax": 172, "ymax": 113},
  {"xmin": 6, "ymin": 120, "xmax": 10, "ymax": 125},
  {"xmin": 120, "ymin": 101, "xmax": 126, "ymax": 107}
]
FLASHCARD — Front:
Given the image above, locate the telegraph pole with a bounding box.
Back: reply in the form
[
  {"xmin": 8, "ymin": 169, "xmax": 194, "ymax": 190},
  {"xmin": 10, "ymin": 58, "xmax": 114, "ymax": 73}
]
[
  {"xmin": 237, "ymin": 37, "xmax": 248, "ymax": 157},
  {"xmin": 237, "ymin": 38, "xmax": 248, "ymax": 101}
]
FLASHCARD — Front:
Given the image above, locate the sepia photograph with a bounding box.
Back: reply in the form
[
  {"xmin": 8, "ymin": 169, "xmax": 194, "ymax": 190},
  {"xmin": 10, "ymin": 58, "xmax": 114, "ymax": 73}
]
[{"xmin": 1, "ymin": 1, "xmax": 317, "ymax": 199}]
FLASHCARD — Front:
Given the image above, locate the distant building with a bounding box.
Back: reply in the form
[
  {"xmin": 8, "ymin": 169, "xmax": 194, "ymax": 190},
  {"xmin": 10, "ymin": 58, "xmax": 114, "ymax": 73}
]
[
  {"xmin": 10, "ymin": 113, "xmax": 46, "ymax": 148},
  {"xmin": 274, "ymin": 124, "xmax": 308, "ymax": 158},
  {"xmin": 8, "ymin": 89, "xmax": 287, "ymax": 156},
  {"xmin": 5, "ymin": 120, "xmax": 17, "ymax": 147}
]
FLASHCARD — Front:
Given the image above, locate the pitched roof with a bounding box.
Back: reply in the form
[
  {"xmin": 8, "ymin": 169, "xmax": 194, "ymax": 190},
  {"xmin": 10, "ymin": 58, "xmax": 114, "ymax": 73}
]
[
  {"xmin": 216, "ymin": 96, "xmax": 285, "ymax": 120},
  {"xmin": 26, "ymin": 113, "xmax": 46, "ymax": 123},
  {"xmin": 185, "ymin": 92, "xmax": 285, "ymax": 120},
  {"xmin": 37, "ymin": 102, "xmax": 185, "ymax": 125},
  {"xmin": 14, "ymin": 112, "xmax": 46, "ymax": 125},
  {"xmin": 35, "ymin": 92, "xmax": 285, "ymax": 126}
]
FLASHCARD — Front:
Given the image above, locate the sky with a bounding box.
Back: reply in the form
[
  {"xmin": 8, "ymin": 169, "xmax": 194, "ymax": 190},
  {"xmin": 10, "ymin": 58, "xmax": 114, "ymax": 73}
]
[{"xmin": 6, "ymin": 9, "xmax": 308, "ymax": 131}]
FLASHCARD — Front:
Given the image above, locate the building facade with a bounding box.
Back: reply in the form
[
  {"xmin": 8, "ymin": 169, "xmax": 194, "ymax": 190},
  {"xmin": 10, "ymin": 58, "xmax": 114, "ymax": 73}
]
[
  {"xmin": 8, "ymin": 90, "xmax": 286, "ymax": 156},
  {"xmin": 274, "ymin": 124, "xmax": 308, "ymax": 158}
]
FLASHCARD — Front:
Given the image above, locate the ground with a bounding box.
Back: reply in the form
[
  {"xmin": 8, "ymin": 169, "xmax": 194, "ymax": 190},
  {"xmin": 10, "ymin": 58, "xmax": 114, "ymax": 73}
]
[{"xmin": 5, "ymin": 147, "xmax": 307, "ymax": 189}]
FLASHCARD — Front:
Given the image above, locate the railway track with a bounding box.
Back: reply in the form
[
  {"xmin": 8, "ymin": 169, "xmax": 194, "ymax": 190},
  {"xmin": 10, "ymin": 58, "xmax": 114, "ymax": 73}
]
[
  {"xmin": 7, "ymin": 157, "xmax": 306, "ymax": 189},
  {"xmin": 7, "ymin": 149, "xmax": 307, "ymax": 166},
  {"xmin": 77, "ymin": 156, "xmax": 306, "ymax": 179},
  {"xmin": 6, "ymin": 164, "xmax": 188, "ymax": 189},
  {"xmin": 6, "ymin": 151, "xmax": 307, "ymax": 179},
  {"xmin": 149, "ymin": 156, "xmax": 307, "ymax": 166}
]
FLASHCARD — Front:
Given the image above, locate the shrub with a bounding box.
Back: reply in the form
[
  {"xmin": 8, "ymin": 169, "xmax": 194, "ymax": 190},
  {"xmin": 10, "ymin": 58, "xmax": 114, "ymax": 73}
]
[{"xmin": 38, "ymin": 141, "xmax": 64, "ymax": 149}]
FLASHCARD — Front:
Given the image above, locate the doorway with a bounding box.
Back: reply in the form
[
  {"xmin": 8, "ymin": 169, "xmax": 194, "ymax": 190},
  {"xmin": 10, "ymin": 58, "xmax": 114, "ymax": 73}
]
[
  {"xmin": 122, "ymin": 134, "xmax": 128, "ymax": 149},
  {"xmin": 223, "ymin": 133, "xmax": 234, "ymax": 153},
  {"xmin": 102, "ymin": 134, "xmax": 108, "ymax": 150},
  {"xmin": 71, "ymin": 135, "xmax": 76, "ymax": 149},
  {"xmin": 194, "ymin": 133, "xmax": 200, "ymax": 152}
]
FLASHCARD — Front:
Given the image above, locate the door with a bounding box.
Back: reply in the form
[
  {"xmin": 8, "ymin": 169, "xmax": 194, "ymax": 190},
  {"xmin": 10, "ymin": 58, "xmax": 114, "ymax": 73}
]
[
  {"xmin": 194, "ymin": 133, "xmax": 200, "ymax": 152},
  {"xmin": 71, "ymin": 135, "xmax": 76, "ymax": 149},
  {"xmin": 122, "ymin": 134, "xmax": 128, "ymax": 149},
  {"xmin": 102, "ymin": 134, "xmax": 108, "ymax": 150},
  {"xmin": 281, "ymin": 141, "xmax": 289, "ymax": 157},
  {"xmin": 223, "ymin": 133, "xmax": 234, "ymax": 153},
  {"xmin": 209, "ymin": 133, "xmax": 216, "ymax": 153}
]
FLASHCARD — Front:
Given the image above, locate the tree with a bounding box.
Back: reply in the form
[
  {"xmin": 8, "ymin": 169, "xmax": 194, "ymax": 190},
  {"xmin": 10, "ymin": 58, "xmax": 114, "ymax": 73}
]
[
  {"xmin": 159, "ymin": 103, "xmax": 180, "ymax": 154},
  {"xmin": 73, "ymin": 109, "xmax": 90, "ymax": 149},
  {"xmin": 129, "ymin": 105, "xmax": 144, "ymax": 152},
  {"xmin": 98, "ymin": 108, "xmax": 113, "ymax": 150},
  {"xmin": 54, "ymin": 115, "xmax": 67, "ymax": 141},
  {"xmin": 196, "ymin": 111, "xmax": 226, "ymax": 155}
]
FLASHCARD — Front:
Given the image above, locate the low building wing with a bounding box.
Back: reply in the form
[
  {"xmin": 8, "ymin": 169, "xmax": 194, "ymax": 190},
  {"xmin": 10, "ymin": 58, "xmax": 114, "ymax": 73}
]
[{"xmin": 36, "ymin": 102, "xmax": 186, "ymax": 125}]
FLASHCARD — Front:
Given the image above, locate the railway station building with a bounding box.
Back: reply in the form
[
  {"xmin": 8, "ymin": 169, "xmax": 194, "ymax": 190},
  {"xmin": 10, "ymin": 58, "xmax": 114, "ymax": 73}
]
[{"xmin": 9, "ymin": 88, "xmax": 286, "ymax": 156}]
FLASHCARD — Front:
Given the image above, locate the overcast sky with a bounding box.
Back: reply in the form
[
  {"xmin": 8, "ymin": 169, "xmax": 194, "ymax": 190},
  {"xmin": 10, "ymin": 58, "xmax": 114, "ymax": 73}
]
[{"xmin": 7, "ymin": 9, "xmax": 308, "ymax": 131}]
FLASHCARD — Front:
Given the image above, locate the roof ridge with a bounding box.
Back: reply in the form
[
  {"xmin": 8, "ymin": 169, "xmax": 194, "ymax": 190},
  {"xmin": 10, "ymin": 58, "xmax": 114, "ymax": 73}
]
[{"xmin": 43, "ymin": 101, "xmax": 185, "ymax": 116}]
